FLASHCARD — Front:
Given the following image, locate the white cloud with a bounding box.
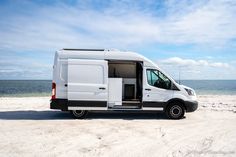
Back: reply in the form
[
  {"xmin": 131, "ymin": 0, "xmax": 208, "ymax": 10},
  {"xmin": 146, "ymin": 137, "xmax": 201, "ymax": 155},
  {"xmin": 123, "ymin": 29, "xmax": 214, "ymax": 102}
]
[
  {"xmin": 157, "ymin": 57, "xmax": 236, "ymax": 80},
  {"xmin": 0, "ymin": 56, "xmax": 52, "ymax": 79},
  {"xmin": 159, "ymin": 57, "xmax": 230, "ymax": 68},
  {"xmin": 161, "ymin": 0, "xmax": 236, "ymax": 45},
  {"xmin": 0, "ymin": 0, "xmax": 236, "ymax": 79},
  {"xmin": 0, "ymin": 0, "xmax": 236, "ymax": 51}
]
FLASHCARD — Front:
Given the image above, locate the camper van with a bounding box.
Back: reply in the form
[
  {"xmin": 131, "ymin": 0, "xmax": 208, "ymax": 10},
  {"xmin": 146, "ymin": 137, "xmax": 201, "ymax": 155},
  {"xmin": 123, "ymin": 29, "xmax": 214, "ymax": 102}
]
[{"xmin": 50, "ymin": 49, "xmax": 198, "ymax": 119}]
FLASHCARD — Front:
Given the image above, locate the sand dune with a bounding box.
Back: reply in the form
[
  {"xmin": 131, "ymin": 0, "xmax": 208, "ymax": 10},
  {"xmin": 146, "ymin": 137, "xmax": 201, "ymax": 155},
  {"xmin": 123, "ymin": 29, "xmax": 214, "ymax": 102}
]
[{"xmin": 0, "ymin": 95, "xmax": 236, "ymax": 157}]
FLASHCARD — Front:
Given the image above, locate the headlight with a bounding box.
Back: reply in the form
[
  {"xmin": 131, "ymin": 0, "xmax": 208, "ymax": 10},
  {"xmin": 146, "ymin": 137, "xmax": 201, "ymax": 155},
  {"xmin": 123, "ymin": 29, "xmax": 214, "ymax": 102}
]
[{"xmin": 185, "ymin": 88, "xmax": 195, "ymax": 96}]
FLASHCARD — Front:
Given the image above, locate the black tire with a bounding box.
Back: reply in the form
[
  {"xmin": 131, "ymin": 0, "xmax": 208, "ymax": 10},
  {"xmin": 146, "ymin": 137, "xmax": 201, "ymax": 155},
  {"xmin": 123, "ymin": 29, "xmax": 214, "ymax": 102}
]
[
  {"xmin": 70, "ymin": 110, "xmax": 88, "ymax": 119},
  {"xmin": 166, "ymin": 102, "xmax": 185, "ymax": 119}
]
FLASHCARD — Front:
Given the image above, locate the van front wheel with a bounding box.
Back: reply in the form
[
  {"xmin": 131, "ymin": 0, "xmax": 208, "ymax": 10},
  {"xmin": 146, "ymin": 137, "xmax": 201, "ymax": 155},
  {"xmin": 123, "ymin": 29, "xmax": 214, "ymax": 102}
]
[
  {"xmin": 70, "ymin": 110, "xmax": 88, "ymax": 119},
  {"xmin": 166, "ymin": 102, "xmax": 185, "ymax": 119}
]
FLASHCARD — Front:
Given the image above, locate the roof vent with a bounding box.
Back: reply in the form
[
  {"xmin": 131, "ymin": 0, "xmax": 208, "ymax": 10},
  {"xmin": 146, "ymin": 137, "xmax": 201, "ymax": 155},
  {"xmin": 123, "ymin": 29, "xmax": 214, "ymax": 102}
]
[{"xmin": 62, "ymin": 48, "xmax": 105, "ymax": 51}]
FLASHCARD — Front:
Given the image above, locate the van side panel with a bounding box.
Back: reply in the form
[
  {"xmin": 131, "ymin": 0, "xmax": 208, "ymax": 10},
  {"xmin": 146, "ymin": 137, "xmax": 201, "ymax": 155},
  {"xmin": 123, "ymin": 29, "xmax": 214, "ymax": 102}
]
[{"xmin": 67, "ymin": 59, "xmax": 108, "ymax": 102}]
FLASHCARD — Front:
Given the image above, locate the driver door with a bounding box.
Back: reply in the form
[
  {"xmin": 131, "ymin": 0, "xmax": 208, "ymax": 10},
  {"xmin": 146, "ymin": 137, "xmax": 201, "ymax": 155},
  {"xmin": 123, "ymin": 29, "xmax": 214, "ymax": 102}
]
[{"xmin": 143, "ymin": 67, "xmax": 173, "ymax": 102}]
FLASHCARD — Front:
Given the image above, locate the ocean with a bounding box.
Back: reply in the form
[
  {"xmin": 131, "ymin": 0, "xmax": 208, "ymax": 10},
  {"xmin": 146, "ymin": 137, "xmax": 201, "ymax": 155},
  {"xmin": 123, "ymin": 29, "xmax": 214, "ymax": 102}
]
[
  {"xmin": 0, "ymin": 80, "xmax": 235, "ymax": 97},
  {"xmin": 0, "ymin": 80, "xmax": 51, "ymax": 97}
]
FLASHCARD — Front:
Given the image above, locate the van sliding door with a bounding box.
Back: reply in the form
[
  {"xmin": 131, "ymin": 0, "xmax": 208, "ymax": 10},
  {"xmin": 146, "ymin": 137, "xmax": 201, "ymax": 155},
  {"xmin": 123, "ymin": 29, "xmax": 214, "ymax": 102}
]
[{"xmin": 67, "ymin": 59, "xmax": 108, "ymax": 107}]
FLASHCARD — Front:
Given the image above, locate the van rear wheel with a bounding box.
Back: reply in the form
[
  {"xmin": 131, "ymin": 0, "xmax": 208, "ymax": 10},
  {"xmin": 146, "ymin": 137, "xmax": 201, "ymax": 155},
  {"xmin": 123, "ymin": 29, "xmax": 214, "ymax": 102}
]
[
  {"xmin": 70, "ymin": 110, "xmax": 88, "ymax": 119},
  {"xmin": 166, "ymin": 102, "xmax": 185, "ymax": 119}
]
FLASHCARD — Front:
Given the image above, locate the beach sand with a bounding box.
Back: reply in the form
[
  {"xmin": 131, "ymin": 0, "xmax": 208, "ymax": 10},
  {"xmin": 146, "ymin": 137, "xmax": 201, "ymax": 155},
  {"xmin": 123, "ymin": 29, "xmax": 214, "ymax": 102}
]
[{"xmin": 0, "ymin": 95, "xmax": 236, "ymax": 157}]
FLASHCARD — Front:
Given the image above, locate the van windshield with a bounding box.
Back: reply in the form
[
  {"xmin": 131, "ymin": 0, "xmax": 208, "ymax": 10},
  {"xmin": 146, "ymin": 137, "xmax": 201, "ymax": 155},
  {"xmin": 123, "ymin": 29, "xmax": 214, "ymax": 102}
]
[{"xmin": 146, "ymin": 69, "xmax": 171, "ymax": 89}]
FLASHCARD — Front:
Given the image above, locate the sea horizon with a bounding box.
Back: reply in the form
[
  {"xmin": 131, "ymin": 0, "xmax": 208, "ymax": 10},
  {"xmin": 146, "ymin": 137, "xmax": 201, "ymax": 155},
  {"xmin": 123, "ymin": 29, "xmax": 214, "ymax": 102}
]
[{"xmin": 0, "ymin": 80, "xmax": 236, "ymax": 97}]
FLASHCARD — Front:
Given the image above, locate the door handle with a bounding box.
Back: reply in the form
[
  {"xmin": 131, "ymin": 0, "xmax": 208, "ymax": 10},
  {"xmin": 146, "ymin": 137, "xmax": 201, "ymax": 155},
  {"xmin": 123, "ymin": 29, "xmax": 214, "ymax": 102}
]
[
  {"xmin": 64, "ymin": 84, "xmax": 68, "ymax": 87},
  {"xmin": 99, "ymin": 87, "xmax": 106, "ymax": 90},
  {"xmin": 145, "ymin": 88, "xmax": 151, "ymax": 91}
]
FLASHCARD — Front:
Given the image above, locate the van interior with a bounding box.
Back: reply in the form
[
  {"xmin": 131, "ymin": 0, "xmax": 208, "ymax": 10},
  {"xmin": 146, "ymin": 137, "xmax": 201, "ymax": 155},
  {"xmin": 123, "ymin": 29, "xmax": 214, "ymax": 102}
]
[{"xmin": 108, "ymin": 61, "xmax": 143, "ymax": 108}]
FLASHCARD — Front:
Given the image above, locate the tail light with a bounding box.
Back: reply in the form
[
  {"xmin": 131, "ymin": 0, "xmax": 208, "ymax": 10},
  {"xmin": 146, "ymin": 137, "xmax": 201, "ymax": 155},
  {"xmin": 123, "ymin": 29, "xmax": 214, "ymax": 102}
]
[{"xmin": 51, "ymin": 82, "xmax": 56, "ymax": 100}]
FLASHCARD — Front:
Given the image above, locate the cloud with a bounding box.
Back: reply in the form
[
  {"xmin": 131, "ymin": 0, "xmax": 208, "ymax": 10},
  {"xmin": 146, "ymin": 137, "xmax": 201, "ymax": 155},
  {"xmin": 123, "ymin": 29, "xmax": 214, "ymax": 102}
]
[
  {"xmin": 0, "ymin": 0, "xmax": 236, "ymax": 80},
  {"xmin": 160, "ymin": 0, "xmax": 236, "ymax": 45},
  {"xmin": 157, "ymin": 57, "xmax": 236, "ymax": 80},
  {"xmin": 0, "ymin": 0, "xmax": 236, "ymax": 52},
  {"xmin": 159, "ymin": 57, "xmax": 230, "ymax": 68},
  {"xmin": 0, "ymin": 56, "xmax": 52, "ymax": 79}
]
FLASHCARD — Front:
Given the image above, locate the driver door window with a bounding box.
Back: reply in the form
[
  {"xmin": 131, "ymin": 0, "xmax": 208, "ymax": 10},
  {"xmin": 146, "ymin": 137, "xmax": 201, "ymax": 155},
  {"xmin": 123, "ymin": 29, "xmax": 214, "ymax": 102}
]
[{"xmin": 146, "ymin": 69, "xmax": 171, "ymax": 89}]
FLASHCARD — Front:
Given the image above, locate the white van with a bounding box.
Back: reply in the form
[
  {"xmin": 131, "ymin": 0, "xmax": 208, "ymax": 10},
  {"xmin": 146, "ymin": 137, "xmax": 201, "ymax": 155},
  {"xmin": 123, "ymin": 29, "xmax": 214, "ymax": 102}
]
[{"xmin": 50, "ymin": 49, "xmax": 198, "ymax": 119}]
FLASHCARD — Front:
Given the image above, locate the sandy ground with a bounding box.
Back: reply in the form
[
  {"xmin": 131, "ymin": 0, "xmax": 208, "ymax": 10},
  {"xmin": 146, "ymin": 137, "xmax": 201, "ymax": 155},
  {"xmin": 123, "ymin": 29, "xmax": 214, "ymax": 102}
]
[{"xmin": 0, "ymin": 95, "xmax": 236, "ymax": 157}]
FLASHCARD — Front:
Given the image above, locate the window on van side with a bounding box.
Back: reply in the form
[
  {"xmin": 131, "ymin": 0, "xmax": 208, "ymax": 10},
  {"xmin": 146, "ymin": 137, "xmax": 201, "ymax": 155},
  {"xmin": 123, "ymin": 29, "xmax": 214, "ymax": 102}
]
[{"xmin": 146, "ymin": 69, "xmax": 171, "ymax": 90}]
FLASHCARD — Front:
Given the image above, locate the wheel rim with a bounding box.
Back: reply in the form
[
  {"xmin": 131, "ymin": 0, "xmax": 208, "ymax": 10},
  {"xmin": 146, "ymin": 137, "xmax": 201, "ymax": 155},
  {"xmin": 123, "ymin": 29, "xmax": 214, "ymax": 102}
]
[
  {"xmin": 170, "ymin": 105, "xmax": 182, "ymax": 118},
  {"xmin": 72, "ymin": 110, "xmax": 85, "ymax": 117}
]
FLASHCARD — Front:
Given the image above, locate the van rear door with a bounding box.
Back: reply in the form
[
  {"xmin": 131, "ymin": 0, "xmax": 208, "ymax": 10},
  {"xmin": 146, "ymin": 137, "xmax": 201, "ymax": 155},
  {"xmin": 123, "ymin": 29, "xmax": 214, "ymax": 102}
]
[{"xmin": 67, "ymin": 59, "xmax": 108, "ymax": 108}]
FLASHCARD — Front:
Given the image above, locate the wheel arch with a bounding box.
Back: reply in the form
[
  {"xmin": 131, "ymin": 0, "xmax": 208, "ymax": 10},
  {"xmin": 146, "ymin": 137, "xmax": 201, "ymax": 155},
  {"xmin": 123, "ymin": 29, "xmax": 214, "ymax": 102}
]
[{"xmin": 166, "ymin": 98, "xmax": 186, "ymax": 111}]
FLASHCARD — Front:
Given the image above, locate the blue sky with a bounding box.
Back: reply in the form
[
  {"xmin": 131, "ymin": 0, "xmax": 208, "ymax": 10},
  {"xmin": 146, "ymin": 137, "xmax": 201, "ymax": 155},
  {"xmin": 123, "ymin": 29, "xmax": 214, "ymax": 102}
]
[{"xmin": 0, "ymin": 0, "xmax": 236, "ymax": 80}]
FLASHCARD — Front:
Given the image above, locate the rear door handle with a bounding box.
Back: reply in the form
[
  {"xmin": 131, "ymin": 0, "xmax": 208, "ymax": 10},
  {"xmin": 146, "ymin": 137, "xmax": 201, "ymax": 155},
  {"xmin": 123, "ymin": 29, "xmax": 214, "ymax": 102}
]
[
  {"xmin": 65, "ymin": 84, "xmax": 68, "ymax": 87},
  {"xmin": 145, "ymin": 88, "xmax": 151, "ymax": 91},
  {"xmin": 99, "ymin": 87, "xmax": 106, "ymax": 90}
]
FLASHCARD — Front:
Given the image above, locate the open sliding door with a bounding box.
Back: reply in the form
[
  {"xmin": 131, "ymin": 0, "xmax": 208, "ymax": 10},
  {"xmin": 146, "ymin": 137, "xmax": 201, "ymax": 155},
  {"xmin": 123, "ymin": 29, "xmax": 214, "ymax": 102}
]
[{"xmin": 67, "ymin": 59, "xmax": 108, "ymax": 110}]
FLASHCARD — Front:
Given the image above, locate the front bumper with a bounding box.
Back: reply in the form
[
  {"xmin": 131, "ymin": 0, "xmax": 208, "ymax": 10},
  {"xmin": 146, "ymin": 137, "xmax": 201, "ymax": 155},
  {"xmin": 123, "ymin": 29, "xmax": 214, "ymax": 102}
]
[{"xmin": 185, "ymin": 100, "xmax": 198, "ymax": 112}]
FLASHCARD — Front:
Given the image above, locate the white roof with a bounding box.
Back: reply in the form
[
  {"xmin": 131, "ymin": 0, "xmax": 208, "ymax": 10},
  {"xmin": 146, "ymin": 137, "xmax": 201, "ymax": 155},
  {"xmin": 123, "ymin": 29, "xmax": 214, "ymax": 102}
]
[
  {"xmin": 55, "ymin": 49, "xmax": 178, "ymax": 84},
  {"xmin": 56, "ymin": 49, "xmax": 157, "ymax": 67}
]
